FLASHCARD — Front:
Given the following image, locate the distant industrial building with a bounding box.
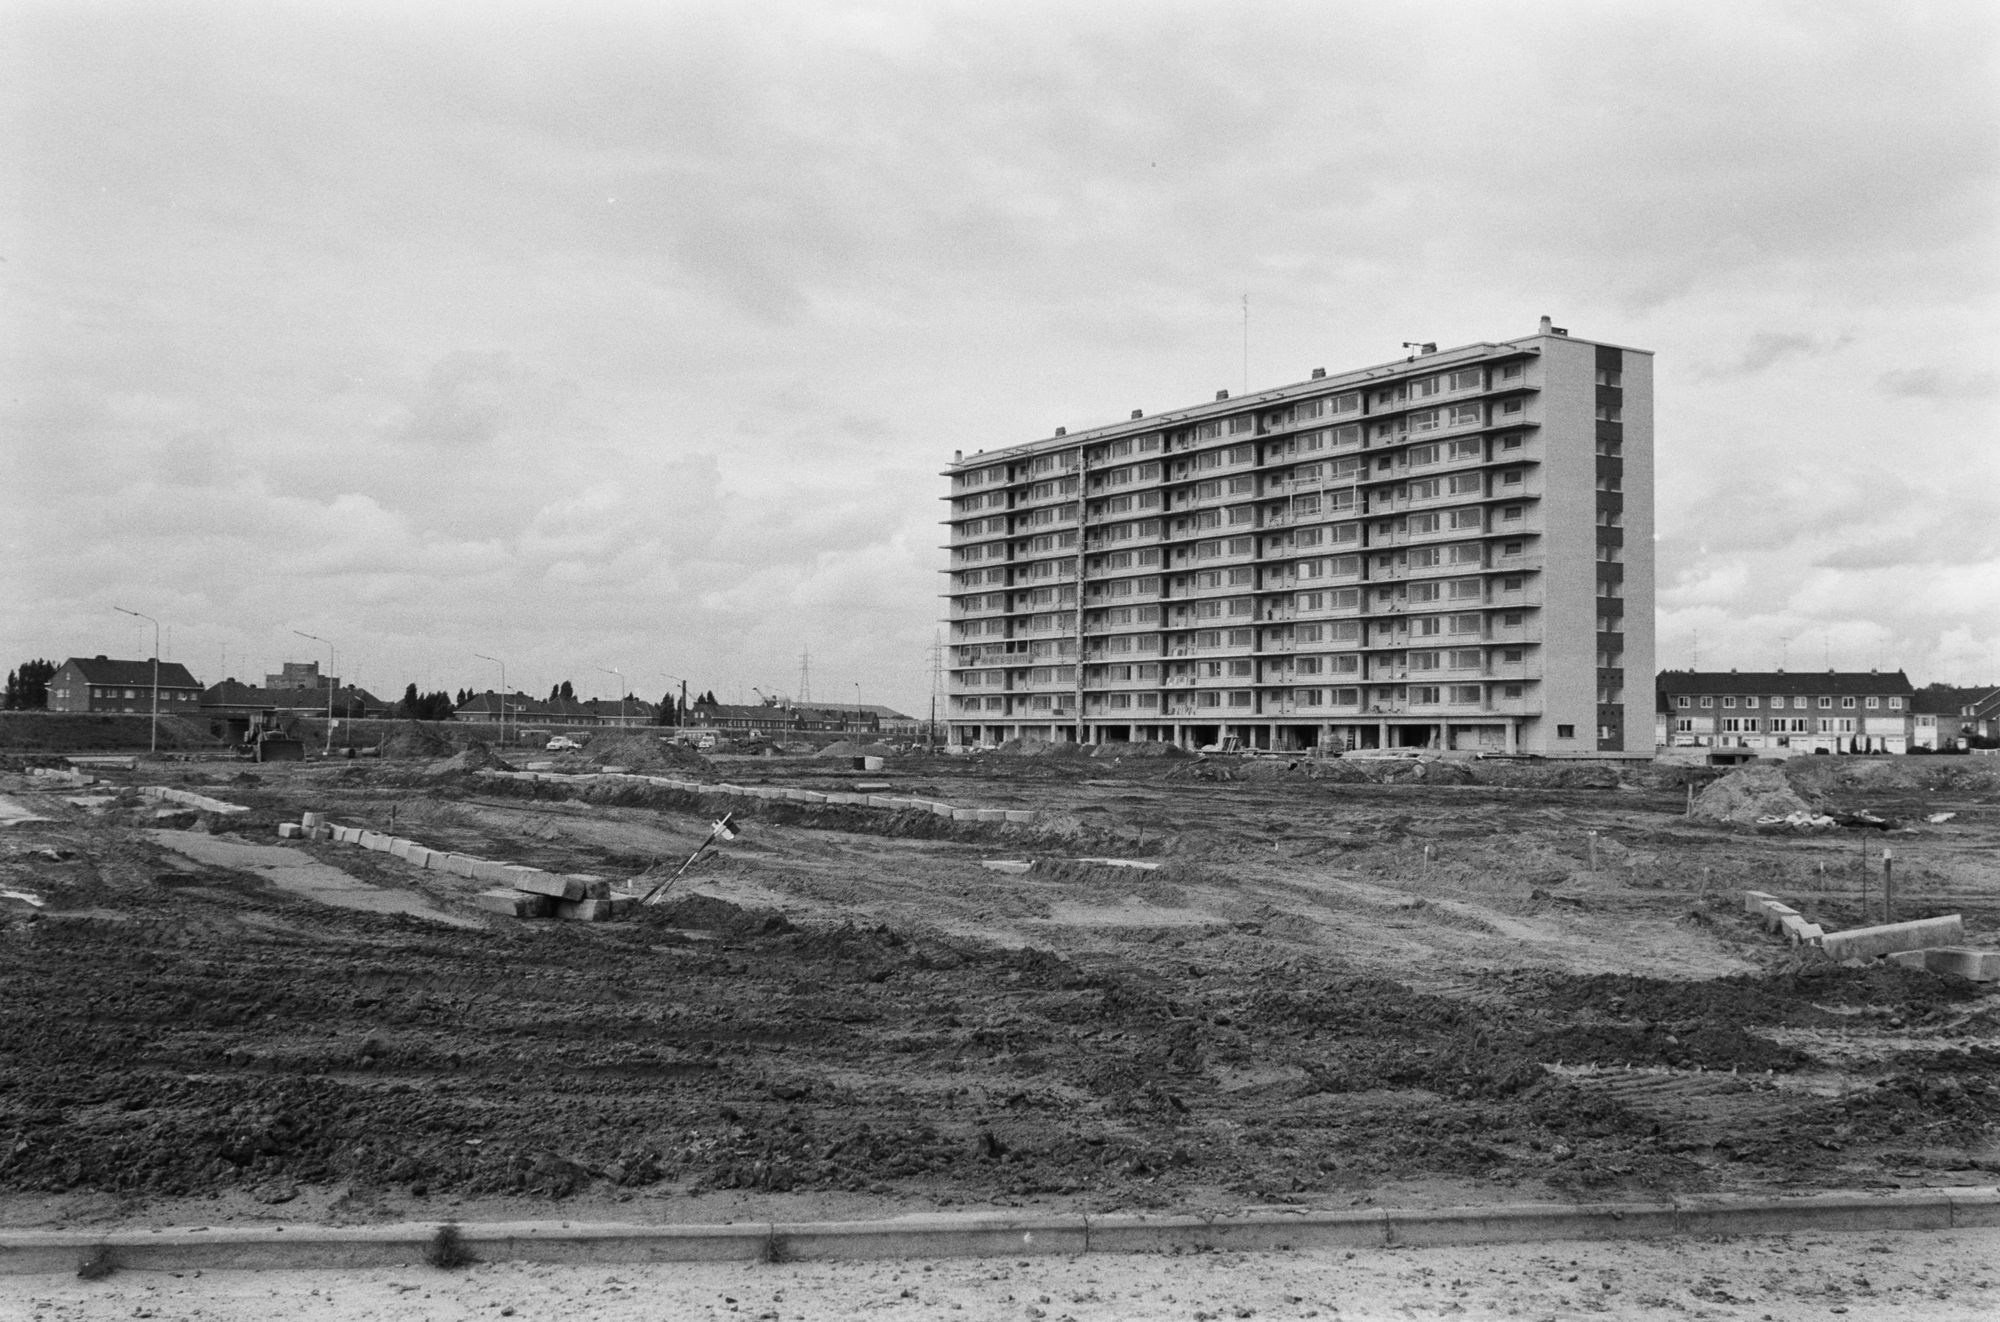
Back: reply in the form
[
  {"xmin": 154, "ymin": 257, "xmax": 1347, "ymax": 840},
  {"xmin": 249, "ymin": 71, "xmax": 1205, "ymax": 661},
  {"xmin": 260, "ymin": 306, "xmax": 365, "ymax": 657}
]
[
  {"xmin": 47, "ymin": 656, "xmax": 204, "ymax": 714},
  {"xmin": 942, "ymin": 317, "xmax": 1653, "ymax": 755}
]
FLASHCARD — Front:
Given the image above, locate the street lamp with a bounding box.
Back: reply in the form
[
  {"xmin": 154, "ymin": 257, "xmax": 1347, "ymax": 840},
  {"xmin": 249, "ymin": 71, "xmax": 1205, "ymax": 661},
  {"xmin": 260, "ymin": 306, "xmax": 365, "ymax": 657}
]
[
  {"xmin": 293, "ymin": 630, "xmax": 335, "ymax": 755},
  {"xmin": 597, "ymin": 666, "xmax": 627, "ymax": 725},
  {"xmin": 112, "ymin": 606, "xmax": 160, "ymax": 754},
  {"xmin": 474, "ymin": 653, "xmax": 507, "ymax": 746},
  {"xmin": 854, "ymin": 681, "xmax": 862, "ymax": 734},
  {"xmin": 658, "ymin": 671, "xmax": 687, "ymax": 730}
]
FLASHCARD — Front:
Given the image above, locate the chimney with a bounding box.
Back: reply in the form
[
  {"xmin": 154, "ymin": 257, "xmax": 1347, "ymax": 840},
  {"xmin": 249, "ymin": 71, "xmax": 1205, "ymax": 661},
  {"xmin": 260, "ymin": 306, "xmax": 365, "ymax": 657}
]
[
  {"xmin": 1539, "ymin": 315, "xmax": 1553, "ymax": 334},
  {"xmin": 952, "ymin": 449, "xmax": 962, "ymax": 463},
  {"xmin": 1055, "ymin": 427, "xmax": 1066, "ymax": 437},
  {"xmin": 1310, "ymin": 367, "xmax": 1326, "ymax": 380},
  {"xmin": 1130, "ymin": 409, "xmax": 1143, "ymax": 419},
  {"xmin": 1215, "ymin": 389, "xmax": 1229, "ymax": 400}
]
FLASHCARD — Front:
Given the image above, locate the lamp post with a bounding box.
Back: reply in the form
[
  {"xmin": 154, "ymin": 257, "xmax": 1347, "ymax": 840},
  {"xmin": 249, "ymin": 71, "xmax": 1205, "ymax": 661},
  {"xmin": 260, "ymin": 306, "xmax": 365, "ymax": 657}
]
[
  {"xmin": 474, "ymin": 653, "xmax": 507, "ymax": 746},
  {"xmin": 293, "ymin": 630, "xmax": 336, "ymax": 755},
  {"xmin": 112, "ymin": 606, "xmax": 160, "ymax": 754},
  {"xmin": 854, "ymin": 681, "xmax": 862, "ymax": 735},
  {"xmin": 597, "ymin": 666, "xmax": 627, "ymax": 726},
  {"xmin": 659, "ymin": 671, "xmax": 687, "ymax": 730}
]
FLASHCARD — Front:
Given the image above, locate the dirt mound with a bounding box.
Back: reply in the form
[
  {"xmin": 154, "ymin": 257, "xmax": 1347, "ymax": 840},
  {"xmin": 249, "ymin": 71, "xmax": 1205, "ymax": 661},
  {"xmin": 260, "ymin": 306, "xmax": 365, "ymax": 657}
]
[
  {"xmin": 1089, "ymin": 741, "xmax": 1191, "ymax": 760},
  {"xmin": 1690, "ymin": 764, "xmax": 1818, "ymax": 824},
  {"xmin": 1470, "ymin": 760, "xmax": 1621, "ymax": 789},
  {"xmin": 581, "ymin": 733, "xmax": 714, "ymax": 775},
  {"xmin": 423, "ymin": 746, "xmax": 509, "ymax": 776},
  {"xmin": 815, "ymin": 740, "xmax": 896, "ymax": 760},
  {"xmin": 995, "ymin": 739, "xmax": 1089, "ymax": 757},
  {"xmin": 377, "ymin": 723, "xmax": 461, "ymax": 759}
]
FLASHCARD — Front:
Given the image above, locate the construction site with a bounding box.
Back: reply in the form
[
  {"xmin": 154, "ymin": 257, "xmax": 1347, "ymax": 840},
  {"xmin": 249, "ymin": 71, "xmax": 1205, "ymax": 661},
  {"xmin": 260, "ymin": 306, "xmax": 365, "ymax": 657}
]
[{"xmin": 3, "ymin": 722, "xmax": 1998, "ymax": 1254}]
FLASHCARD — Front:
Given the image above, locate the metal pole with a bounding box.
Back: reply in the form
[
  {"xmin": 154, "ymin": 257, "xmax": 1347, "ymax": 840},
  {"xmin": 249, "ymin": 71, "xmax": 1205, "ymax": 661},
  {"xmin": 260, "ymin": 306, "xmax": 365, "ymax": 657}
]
[
  {"xmin": 598, "ymin": 667, "xmax": 626, "ymax": 724},
  {"xmin": 114, "ymin": 607, "xmax": 160, "ymax": 754},
  {"xmin": 1882, "ymin": 847, "xmax": 1894, "ymax": 925},
  {"xmin": 295, "ymin": 630, "xmax": 335, "ymax": 755},
  {"xmin": 474, "ymin": 654, "xmax": 506, "ymax": 746}
]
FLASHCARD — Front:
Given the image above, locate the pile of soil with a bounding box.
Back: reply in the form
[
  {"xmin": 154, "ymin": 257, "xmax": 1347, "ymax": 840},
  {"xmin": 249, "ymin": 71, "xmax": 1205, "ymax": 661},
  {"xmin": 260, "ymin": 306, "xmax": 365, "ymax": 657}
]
[
  {"xmin": 423, "ymin": 746, "xmax": 509, "ymax": 776},
  {"xmin": 995, "ymin": 739, "xmax": 1089, "ymax": 758},
  {"xmin": 377, "ymin": 723, "xmax": 461, "ymax": 759},
  {"xmin": 815, "ymin": 741, "xmax": 896, "ymax": 760},
  {"xmin": 1689, "ymin": 764, "xmax": 1819, "ymax": 825},
  {"xmin": 1088, "ymin": 741, "xmax": 1191, "ymax": 760},
  {"xmin": 581, "ymin": 733, "xmax": 714, "ymax": 775}
]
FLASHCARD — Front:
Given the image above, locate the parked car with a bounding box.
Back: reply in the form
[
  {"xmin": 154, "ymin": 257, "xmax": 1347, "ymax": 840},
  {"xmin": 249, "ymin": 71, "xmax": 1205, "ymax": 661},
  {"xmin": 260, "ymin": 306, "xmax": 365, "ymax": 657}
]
[{"xmin": 546, "ymin": 736, "xmax": 580, "ymax": 751}]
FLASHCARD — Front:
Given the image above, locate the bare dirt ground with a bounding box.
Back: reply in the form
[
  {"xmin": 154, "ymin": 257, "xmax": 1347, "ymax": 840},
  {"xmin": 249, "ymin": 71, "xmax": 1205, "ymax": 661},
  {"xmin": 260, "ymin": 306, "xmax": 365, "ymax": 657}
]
[
  {"xmin": 2, "ymin": 744, "xmax": 1998, "ymax": 1248},
  {"xmin": 19, "ymin": 1227, "xmax": 2000, "ymax": 1321}
]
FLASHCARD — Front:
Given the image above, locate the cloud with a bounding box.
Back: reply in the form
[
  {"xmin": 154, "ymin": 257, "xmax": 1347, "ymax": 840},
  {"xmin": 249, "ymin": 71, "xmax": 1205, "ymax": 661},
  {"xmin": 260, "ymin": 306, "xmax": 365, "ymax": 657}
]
[{"xmin": 1877, "ymin": 368, "xmax": 2000, "ymax": 400}]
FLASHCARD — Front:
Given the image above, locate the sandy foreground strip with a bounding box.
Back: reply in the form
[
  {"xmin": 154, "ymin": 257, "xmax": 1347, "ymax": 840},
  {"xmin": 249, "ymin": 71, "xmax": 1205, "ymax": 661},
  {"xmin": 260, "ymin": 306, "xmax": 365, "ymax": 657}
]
[{"xmin": 14, "ymin": 1228, "xmax": 2000, "ymax": 1321}]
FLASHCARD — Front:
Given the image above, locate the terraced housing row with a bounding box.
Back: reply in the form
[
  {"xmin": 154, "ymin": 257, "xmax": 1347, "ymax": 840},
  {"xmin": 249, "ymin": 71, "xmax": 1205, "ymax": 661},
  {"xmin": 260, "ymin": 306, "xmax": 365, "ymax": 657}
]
[{"xmin": 941, "ymin": 317, "xmax": 1655, "ymax": 755}]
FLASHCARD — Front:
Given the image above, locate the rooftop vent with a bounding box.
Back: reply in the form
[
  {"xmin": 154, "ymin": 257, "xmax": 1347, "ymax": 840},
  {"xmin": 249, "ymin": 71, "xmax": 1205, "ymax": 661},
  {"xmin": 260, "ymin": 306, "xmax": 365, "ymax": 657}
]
[
  {"xmin": 1055, "ymin": 427, "xmax": 1066, "ymax": 437},
  {"xmin": 953, "ymin": 449, "xmax": 962, "ymax": 463},
  {"xmin": 1403, "ymin": 341, "xmax": 1438, "ymax": 356},
  {"xmin": 1538, "ymin": 315, "xmax": 1569, "ymax": 336},
  {"xmin": 1311, "ymin": 367, "xmax": 1326, "ymax": 379},
  {"xmin": 1130, "ymin": 409, "xmax": 1144, "ymax": 419},
  {"xmin": 1215, "ymin": 389, "xmax": 1229, "ymax": 401}
]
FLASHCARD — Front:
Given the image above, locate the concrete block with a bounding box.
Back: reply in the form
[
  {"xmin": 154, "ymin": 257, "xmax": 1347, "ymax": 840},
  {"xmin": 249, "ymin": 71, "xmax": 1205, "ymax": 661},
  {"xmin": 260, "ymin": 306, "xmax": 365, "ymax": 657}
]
[
  {"xmin": 951, "ymin": 807, "xmax": 980, "ymax": 821},
  {"xmin": 974, "ymin": 809, "xmax": 1007, "ymax": 823},
  {"xmin": 510, "ymin": 871, "xmax": 586, "ymax": 902},
  {"xmin": 854, "ymin": 782, "xmax": 892, "ymax": 793},
  {"xmin": 445, "ymin": 854, "xmax": 483, "ymax": 878},
  {"xmin": 1779, "ymin": 913, "xmax": 1824, "ymax": 945},
  {"xmin": 1004, "ymin": 810, "xmax": 1036, "ymax": 824},
  {"xmin": 1743, "ymin": 889, "xmax": 1776, "ymax": 915},
  {"xmin": 1923, "ymin": 947, "xmax": 2000, "ymax": 981},
  {"xmin": 1886, "ymin": 950, "xmax": 1929, "ymax": 970},
  {"xmin": 1946, "ymin": 1187, "xmax": 2000, "ymax": 1227},
  {"xmin": 798, "ymin": 791, "xmax": 826, "ymax": 804},
  {"xmin": 388, "ymin": 839, "xmax": 414, "ymax": 859},
  {"xmin": 360, "ymin": 832, "xmax": 390, "ymax": 852},
  {"xmin": 982, "ymin": 860, "xmax": 1032, "ymax": 874},
  {"xmin": 276, "ymin": 823, "xmax": 303, "ymax": 839},
  {"xmin": 568, "ymin": 875, "xmax": 612, "ymax": 901},
  {"xmin": 300, "ymin": 812, "xmax": 325, "ymax": 829},
  {"xmin": 473, "ymin": 889, "xmax": 554, "ymax": 919},
  {"xmin": 1759, "ymin": 901, "xmax": 1797, "ymax": 932},
  {"xmin": 606, "ymin": 897, "xmax": 638, "ymax": 919},
  {"xmin": 929, "ymin": 801, "xmax": 957, "ymax": 817},
  {"xmin": 555, "ymin": 898, "xmax": 614, "ymax": 922},
  {"xmin": 1822, "ymin": 914, "xmax": 1965, "ymax": 962},
  {"xmin": 307, "ymin": 826, "xmax": 330, "ymax": 842}
]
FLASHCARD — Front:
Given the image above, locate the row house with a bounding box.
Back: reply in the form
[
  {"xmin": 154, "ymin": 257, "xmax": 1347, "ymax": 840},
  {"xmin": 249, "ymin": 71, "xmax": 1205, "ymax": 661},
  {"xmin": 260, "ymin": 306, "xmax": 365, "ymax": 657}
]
[{"xmin": 1656, "ymin": 669, "xmax": 1914, "ymax": 754}]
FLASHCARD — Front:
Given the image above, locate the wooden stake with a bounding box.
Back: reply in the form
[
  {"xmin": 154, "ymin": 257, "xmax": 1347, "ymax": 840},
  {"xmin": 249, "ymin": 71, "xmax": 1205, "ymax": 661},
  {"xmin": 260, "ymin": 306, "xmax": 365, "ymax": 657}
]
[{"xmin": 1882, "ymin": 847, "xmax": 1894, "ymax": 925}]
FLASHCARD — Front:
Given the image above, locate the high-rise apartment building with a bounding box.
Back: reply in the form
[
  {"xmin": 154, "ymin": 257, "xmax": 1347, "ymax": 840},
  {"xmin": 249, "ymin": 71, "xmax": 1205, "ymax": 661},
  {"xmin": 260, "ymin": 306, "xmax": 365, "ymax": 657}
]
[{"xmin": 941, "ymin": 318, "xmax": 1653, "ymax": 756}]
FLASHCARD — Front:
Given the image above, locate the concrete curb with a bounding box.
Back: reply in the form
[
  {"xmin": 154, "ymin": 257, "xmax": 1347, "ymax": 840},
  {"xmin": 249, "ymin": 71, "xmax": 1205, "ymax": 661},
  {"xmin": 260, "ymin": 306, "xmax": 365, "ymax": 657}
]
[{"xmin": 5, "ymin": 1189, "xmax": 1996, "ymax": 1276}]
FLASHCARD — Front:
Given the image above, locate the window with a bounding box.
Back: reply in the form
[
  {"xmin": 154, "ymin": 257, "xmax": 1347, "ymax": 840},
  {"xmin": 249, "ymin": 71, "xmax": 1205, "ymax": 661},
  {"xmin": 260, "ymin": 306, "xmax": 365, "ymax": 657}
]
[
  {"xmin": 1841, "ymin": 697, "xmax": 1856, "ymax": 709},
  {"xmin": 1745, "ymin": 696, "xmax": 1760, "ymax": 709},
  {"xmin": 1675, "ymin": 696, "xmax": 1690, "ymax": 709},
  {"xmin": 1557, "ymin": 724, "xmax": 1575, "ymax": 739},
  {"xmin": 1865, "ymin": 696, "xmax": 1880, "ymax": 709},
  {"xmin": 1793, "ymin": 697, "xmax": 1807, "ymax": 709},
  {"xmin": 1723, "ymin": 697, "xmax": 1736, "ymax": 708},
  {"xmin": 1818, "ymin": 696, "xmax": 1832, "ymax": 709},
  {"xmin": 1889, "ymin": 696, "xmax": 1903, "ymax": 710},
  {"xmin": 1700, "ymin": 696, "xmax": 1713, "ymax": 708}
]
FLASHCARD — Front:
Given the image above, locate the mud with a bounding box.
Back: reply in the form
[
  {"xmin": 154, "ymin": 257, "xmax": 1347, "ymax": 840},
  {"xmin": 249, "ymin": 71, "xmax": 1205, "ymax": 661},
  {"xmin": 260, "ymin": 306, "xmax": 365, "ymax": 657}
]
[{"xmin": 0, "ymin": 751, "xmax": 1996, "ymax": 1223}]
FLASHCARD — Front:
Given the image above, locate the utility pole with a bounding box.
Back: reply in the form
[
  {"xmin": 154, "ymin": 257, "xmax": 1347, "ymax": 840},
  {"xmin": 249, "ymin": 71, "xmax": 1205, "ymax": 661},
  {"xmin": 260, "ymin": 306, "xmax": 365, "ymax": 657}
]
[
  {"xmin": 113, "ymin": 607, "xmax": 160, "ymax": 754},
  {"xmin": 293, "ymin": 629, "xmax": 335, "ymax": 756},
  {"xmin": 474, "ymin": 653, "xmax": 506, "ymax": 747}
]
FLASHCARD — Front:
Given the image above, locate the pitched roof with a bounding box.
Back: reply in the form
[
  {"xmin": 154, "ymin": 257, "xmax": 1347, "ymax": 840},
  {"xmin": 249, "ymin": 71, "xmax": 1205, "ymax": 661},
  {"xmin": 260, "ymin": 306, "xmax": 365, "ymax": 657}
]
[
  {"xmin": 62, "ymin": 656, "xmax": 202, "ymax": 689},
  {"xmin": 1656, "ymin": 669, "xmax": 1914, "ymax": 698},
  {"xmin": 200, "ymin": 680, "xmax": 387, "ymax": 712}
]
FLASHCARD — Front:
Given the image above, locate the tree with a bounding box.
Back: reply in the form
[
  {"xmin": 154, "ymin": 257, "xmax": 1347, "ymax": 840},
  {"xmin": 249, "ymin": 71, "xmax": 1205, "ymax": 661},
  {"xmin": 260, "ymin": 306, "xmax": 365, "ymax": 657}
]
[
  {"xmin": 699, "ymin": 690, "xmax": 718, "ymax": 707},
  {"xmin": 653, "ymin": 691, "xmax": 678, "ymax": 726},
  {"xmin": 400, "ymin": 683, "xmax": 422, "ymax": 718},
  {"xmin": 546, "ymin": 679, "xmax": 575, "ymax": 703},
  {"xmin": 3, "ymin": 659, "xmax": 54, "ymax": 710}
]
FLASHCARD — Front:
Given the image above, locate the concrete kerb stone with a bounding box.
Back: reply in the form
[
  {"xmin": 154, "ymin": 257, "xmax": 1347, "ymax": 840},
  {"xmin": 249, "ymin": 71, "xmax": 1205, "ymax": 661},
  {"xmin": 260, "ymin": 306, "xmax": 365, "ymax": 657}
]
[
  {"xmin": 5, "ymin": 1191, "xmax": 1996, "ymax": 1275},
  {"xmin": 1671, "ymin": 1189, "xmax": 1954, "ymax": 1237},
  {"xmin": 1085, "ymin": 1210, "xmax": 1384, "ymax": 1254},
  {"xmin": 1384, "ymin": 1202, "xmax": 1679, "ymax": 1247}
]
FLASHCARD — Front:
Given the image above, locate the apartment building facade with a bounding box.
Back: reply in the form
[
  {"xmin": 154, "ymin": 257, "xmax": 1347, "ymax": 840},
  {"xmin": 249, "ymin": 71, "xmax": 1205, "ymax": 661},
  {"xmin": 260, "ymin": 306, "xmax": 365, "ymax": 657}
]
[
  {"xmin": 942, "ymin": 318, "xmax": 1654, "ymax": 756},
  {"xmin": 1657, "ymin": 670, "xmax": 1914, "ymax": 754}
]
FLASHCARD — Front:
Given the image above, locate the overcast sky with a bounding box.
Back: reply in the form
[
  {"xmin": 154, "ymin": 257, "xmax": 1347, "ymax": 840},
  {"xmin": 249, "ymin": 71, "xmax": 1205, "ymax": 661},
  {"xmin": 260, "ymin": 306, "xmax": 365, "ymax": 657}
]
[{"xmin": 4, "ymin": 1, "xmax": 1996, "ymax": 713}]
